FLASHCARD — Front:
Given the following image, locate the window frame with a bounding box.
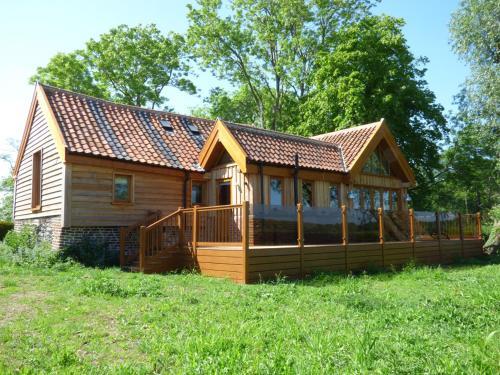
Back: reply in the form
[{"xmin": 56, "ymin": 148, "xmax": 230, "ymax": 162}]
[
  {"xmin": 190, "ymin": 179, "xmax": 207, "ymax": 207},
  {"xmin": 31, "ymin": 150, "xmax": 42, "ymax": 212},
  {"xmin": 216, "ymin": 178, "xmax": 232, "ymax": 205},
  {"xmin": 112, "ymin": 172, "xmax": 134, "ymax": 204},
  {"xmin": 269, "ymin": 176, "xmax": 285, "ymax": 206},
  {"xmin": 329, "ymin": 183, "xmax": 340, "ymax": 208},
  {"xmin": 301, "ymin": 180, "xmax": 314, "ymax": 208}
]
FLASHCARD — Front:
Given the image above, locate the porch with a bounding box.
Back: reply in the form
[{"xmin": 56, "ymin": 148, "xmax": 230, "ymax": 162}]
[{"xmin": 119, "ymin": 203, "xmax": 484, "ymax": 283}]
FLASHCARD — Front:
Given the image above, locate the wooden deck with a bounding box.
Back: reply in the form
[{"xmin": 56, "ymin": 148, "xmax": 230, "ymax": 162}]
[{"xmin": 119, "ymin": 203, "xmax": 485, "ymax": 283}]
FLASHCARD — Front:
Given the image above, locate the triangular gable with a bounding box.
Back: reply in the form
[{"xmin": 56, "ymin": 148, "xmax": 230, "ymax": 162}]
[
  {"xmin": 349, "ymin": 119, "xmax": 415, "ymax": 184},
  {"xmin": 13, "ymin": 84, "xmax": 67, "ymax": 178},
  {"xmin": 198, "ymin": 119, "xmax": 248, "ymax": 173}
]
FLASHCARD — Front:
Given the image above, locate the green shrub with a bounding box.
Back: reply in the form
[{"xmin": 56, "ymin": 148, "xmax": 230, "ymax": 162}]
[
  {"xmin": 59, "ymin": 236, "xmax": 116, "ymax": 267},
  {"xmin": 4, "ymin": 225, "xmax": 38, "ymax": 250},
  {"xmin": 0, "ymin": 221, "xmax": 13, "ymax": 241},
  {"xmin": 0, "ymin": 225, "xmax": 63, "ymax": 268}
]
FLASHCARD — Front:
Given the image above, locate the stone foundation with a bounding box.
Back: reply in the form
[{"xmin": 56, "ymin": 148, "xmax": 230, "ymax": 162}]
[
  {"xmin": 14, "ymin": 216, "xmax": 62, "ymax": 249},
  {"xmin": 14, "ymin": 217, "xmax": 122, "ymax": 258}
]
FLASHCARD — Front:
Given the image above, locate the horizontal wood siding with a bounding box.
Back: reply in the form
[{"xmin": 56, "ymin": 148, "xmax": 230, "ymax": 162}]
[
  {"xmin": 194, "ymin": 247, "xmax": 245, "ymax": 283},
  {"xmin": 14, "ymin": 104, "xmax": 63, "ymax": 220},
  {"xmin": 70, "ymin": 164, "xmax": 184, "ymax": 226},
  {"xmin": 246, "ymin": 239, "xmax": 484, "ymax": 283}
]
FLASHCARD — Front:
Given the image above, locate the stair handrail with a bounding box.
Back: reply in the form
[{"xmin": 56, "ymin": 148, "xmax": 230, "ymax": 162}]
[{"xmin": 145, "ymin": 208, "xmax": 183, "ymax": 231}]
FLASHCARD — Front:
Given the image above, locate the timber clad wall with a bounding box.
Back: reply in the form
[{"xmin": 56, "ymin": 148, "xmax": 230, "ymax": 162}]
[
  {"xmin": 70, "ymin": 164, "xmax": 184, "ymax": 227},
  {"xmin": 14, "ymin": 104, "xmax": 63, "ymax": 220}
]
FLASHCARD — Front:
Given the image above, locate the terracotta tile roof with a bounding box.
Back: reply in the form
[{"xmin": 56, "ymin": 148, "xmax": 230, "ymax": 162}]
[
  {"xmin": 310, "ymin": 122, "xmax": 380, "ymax": 169},
  {"xmin": 225, "ymin": 122, "xmax": 346, "ymax": 172},
  {"xmin": 41, "ymin": 84, "xmax": 214, "ymax": 171}
]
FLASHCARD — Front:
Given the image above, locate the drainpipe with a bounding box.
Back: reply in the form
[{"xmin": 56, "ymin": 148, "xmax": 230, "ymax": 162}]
[
  {"xmin": 259, "ymin": 162, "xmax": 264, "ymax": 205},
  {"xmin": 182, "ymin": 171, "xmax": 189, "ymax": 208},
  {"xmin": 294, "ymin": 153, "xmax": 299, "ymax": 206}
]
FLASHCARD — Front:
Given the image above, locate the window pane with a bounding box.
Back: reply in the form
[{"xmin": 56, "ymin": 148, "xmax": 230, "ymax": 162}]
[
  {"xmin": 362, "ymin": 188, "xmax": 371, "ymax": 209},
  {"xmin": 270, "ymin": 178, "xmax": 283, "ymax": 206},
  {"xmin": 302, "ymin": 182, "xmax": 313, "ymax": 207},
  {"xmin": 114, "ymin": 176, "xmax": 130, "ymax": 201},
  {"xmin": 391, "ymin": 191, "xmax": 398, "ymax": 210},
  {"xmin": 374, "ymin": 191, "xmax": 381, "ymax": 209},
  {"xmin": 383, "ymin": 190, "xmax": 390, "ymax": 210},
  {"xmin": 351, "ymin": 188, "xmax": 361, "ymax": 209},
  {"xmin": 192, "ymin": 183, "xmax": 203, "ymax": 205},
  {"xmin": 329, "ymin": 185, "xmax": 339, "ymax": 208}
]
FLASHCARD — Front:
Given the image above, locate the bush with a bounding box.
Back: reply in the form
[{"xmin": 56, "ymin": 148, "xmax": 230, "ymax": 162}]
[
  {"xmin": 59, "ymin": 236, "xmax": 116, "ymax": 267},
  {"xmin": 0, "ymin": 226, "xmax": 60, "ymax": 268},
  {"xmin": 0, "ymin": 221, "xmax": 13, "ymax": 241},
  {"xmin": 3, "ymin": 225, "xmax": 38, "ymax": 250}
]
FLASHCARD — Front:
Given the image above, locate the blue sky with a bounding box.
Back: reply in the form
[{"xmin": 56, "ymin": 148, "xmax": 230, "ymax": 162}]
[{"xmin": 0, "ymin": 0, "xmax": 467, "ymax": 178}]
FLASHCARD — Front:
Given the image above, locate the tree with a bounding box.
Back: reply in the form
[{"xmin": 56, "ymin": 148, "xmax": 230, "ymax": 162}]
[
  {"xmin": 0, "ymin": 140, "xmax": 18, "ymax": 222},
  {"xmin": 439, "ymin": 0, "xmax": 500, "ymax": 215},
  {"xmin": 187, "ymin": 0, "xmax": 377, "ymax": 130},
  {"xmin": 192, "ymin": 87, "xmax": 257, "ymax": 124},
  {"xmin": 31, "ymin": 24, "xmax": 195, "ymax": 109},
  {"xmin": 299, "ymin": 16, "xmax": 447, "ymax": 206}
]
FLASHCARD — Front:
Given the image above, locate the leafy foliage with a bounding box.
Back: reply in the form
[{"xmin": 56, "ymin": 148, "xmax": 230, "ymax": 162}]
[
  {"xmin": 0, "ymin": 221, "xmax": 13, "ymax": 241},
  {"xmin": 300, "ymin": 15, "xmax": 446, "ymax": 204},
  {"xmin": 59, "ymin": 236, "xmax": 116, "ymax": 267},
  {"xmin": 0, "ymin": 226, "xmax": 59, "ymax": 268},
  {"xmin": 31, "ymin": 24, "xmax": 195, "ymax": 109},
  {"xmin": 187, "ymin": 0, "xmax": 377, "ymax": 129},
  {"xmin": 431, "ymin": 0, "xmax": 500, "ymax": 217}
]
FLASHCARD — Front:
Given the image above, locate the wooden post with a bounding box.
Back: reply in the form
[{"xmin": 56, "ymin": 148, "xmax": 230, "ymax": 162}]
[
  {"xmin": 436, "ymin": 212, "xmax": 442, "ymax": 262},
  {"xmin": 341, "ymin": 205, "xmax": 348, "ymax": 272},
  {"xmin": 297, "ymin": 203, "xmax": 304, "ymax": 278},
  {"xmin": 178, "ymin": 207, "xmax": 185, "ymax": 250},
  {"xmin": 242, "ymin": 201, "xmax": 250, "ymax": 283},
  {"xmin": 409, "ymin": 208, "xmax": 415, "ymax": 260},
  {"xmin": 193, "ymin": 205, "xmax": 199, "ymax": 255},
  {"xmin": 378, "ymin": 207, "xmax": 384, "ymax": 267},
  {"xmin": 476, "ymin": 212, "xmax": 481, "ymax": 240},
  {"xmin": 457, "ymin": 212, "xmax": 464, "ymax": 258},
  {"xmin": 119, "ymin": 227, "xmax": 126, "ymax": 268},
  {"xmin": 139, "ymin": 226, "xmax": 146, "ymax": 272}
]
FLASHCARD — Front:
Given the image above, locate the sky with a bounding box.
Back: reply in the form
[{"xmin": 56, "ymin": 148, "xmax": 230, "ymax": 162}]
[{"xmin": 0, "ymin": 0, "xmax": 468, "ymax": 179}]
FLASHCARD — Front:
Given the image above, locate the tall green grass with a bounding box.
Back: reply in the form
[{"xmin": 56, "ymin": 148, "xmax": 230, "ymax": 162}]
[{"xmin": 0, "ymin": 256, "xmax": 498, "ymax": 374}]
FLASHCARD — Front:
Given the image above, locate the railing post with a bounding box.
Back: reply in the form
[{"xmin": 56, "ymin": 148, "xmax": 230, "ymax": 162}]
[
  {"xmin": 139, "ymin": 225, "xmax": 146, "ymax": 272},
  {"xmin": 457, "ymin": 212, "xmax": 464, "ymax": 258},
  {"xmin": 178, "ymin": 207, "xmax": 184, "ymax": 250},
  {"xmin": 378, "ymin": 207, "xmax": 384, "ymax": 267},
  {"xmin": 297, "ymin": 203, "xmax": 304, "ymax": 279},
  {"xmin": 341, "ymin": 204, "xmax": 348, "ymax": 273},
  {"xmin": 476, "ymin": 212, "xmax": 481, "ymax": 240},
  {"xmin": 193, "ymin": 205, "xmax": 199, "ymax": 255},
  {"xmin": 409, "ymin": 208, "xmax": 415, "ymax": 260},
  {"xmin": 242, "ymin": 201, "xmax": 249, "ymax": 283},
  {"xmin": 436, "ymin": 212, "xmax": 442, "ymax": 262},
  {"xmin": 119, "ymin": 227, "xmax": 126, "ymax": 267}
]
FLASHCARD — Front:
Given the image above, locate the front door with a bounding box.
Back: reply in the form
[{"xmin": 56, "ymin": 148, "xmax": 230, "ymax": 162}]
[{"xmin": 217, "ymin": 180, "xmax": 231, "ymax": 205}]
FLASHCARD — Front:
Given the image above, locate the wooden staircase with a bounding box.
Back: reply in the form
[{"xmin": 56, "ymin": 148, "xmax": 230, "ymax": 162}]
[{"xmin": 120, "ymin": 208, "xmax": 191, "ymax": 273}]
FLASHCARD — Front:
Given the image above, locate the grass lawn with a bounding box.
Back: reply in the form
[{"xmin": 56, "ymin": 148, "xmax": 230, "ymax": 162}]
[{"xmin": 0, "ymin": 258, "xmax": 499, "ymax": 374}]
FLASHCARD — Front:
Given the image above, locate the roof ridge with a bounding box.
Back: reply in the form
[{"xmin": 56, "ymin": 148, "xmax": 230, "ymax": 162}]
[
  {"xmin": 310, "ymin": 121, "xmax": 380, "ymax": 139},
  {"xmin": 40, "ymin": 83, "xmax": 215, "ymax": 123},
  {"xmin": 224, "ymin": 121, "xmax": 342, "ymax": 151}
]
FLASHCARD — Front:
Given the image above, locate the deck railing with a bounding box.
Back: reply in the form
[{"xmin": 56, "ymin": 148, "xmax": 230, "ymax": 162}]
[{"xmin": 126, "ymin": 202, "xmax": 482, "ymax": 272}]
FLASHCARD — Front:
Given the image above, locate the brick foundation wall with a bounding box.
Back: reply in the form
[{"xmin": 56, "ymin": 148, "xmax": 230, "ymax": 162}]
[
  {"xmin": 14, "ymin": 217, "xmax": 122, "ymax": 259},
  {"xmin": 15, "ymin": 216, "xmax": 62, "ymax": 249}
]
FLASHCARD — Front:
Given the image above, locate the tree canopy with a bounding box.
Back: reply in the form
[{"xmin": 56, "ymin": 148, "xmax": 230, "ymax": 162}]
[
  {"xmin": 31, "ymin": 24, "xmax": 195, "ymax": 109},
  {"xmin": 437, "ymin": 0, "xmax": 499, "ymax": 216}
]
